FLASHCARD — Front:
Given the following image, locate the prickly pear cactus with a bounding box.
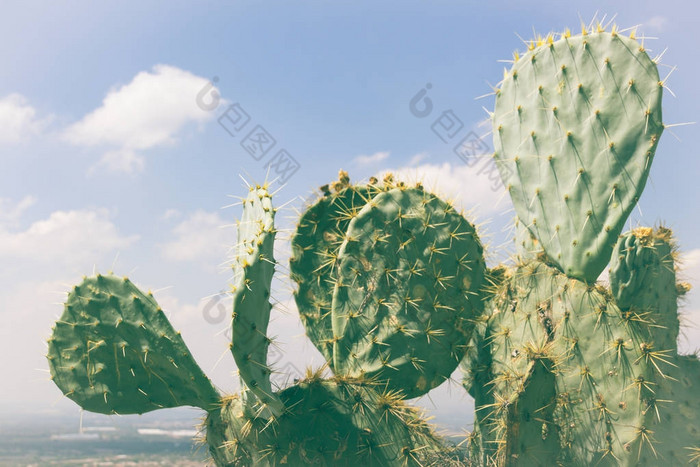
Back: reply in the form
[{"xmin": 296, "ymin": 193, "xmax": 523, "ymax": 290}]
[
  {"xmin": 44, "ymin": 19, "xmax": 699, "ymax": 467},
  {"xmin": 47, "ymin": 274, "xmax": 220, "ymax": 415},
  {"xmin": 463, "ymin": 23, "xmax": 700, "ymax": 467},
  {"xmin": 206, "ymin": 372, "xmax": 446, "ymax": 466},
  {"xmin": 47, "ymin": 175, "xmax": 487, "ymax": 466}
]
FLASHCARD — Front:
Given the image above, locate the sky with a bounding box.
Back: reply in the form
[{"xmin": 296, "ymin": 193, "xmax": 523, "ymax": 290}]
[{"xmin": 1, "ymin": 0, "xmax": 699, "ymax": 436}]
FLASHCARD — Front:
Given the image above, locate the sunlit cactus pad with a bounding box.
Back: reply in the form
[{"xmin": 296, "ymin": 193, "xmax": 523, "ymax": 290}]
[
  {"xmin": 47, "ymin": 274, "xmax": 219, "ymax": 415},
  {"xmin": 290, "ymin": 174, "xmax": 382, "ymax": 362},
  {"xmin": 230, "ymin": 184, "xmax": 284, "ymax": 416},
  {"xmin": 493, "ymin": 28, "xmax": 663, "ymax": 282},
  {"xmin": 332, "ymin": 184, "xmax": 486, "ymax": 399}
]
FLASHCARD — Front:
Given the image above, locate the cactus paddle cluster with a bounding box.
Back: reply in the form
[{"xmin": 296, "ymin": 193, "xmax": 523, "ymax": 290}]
[
  {"xmin": 48, "ymin": 175, "xmax": 487, "ymax": 466},
  {"xmin": 462, "ymin": 24, "xmax": 700, "ymax": 466},
  {"xmin": 46, "ymin": 20, "xmax": 698, "ymax": 467}
]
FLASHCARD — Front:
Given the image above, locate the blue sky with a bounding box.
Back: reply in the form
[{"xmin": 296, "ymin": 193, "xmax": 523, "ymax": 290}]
[{"xmin": 1, "ymin": 0, "xmax": 699, "ymax": 434}]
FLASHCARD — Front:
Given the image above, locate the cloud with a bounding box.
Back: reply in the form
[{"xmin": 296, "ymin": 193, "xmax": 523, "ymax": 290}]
[
  {"xmin": 645, "ymin": 16, "xmax": 668, "ymax": 33},
  {"xmin": 160, "ymin": 210, "xmax": 232, "ymax": 263},
  {"xmin": 63, "ymin": 64, "xmax": 217, "ymax": 174},
  {"xmin": 408, "ymin": 152, "xmax": 428, "ymax": 166},
  {"xmin": 0, "ymin": 207, "xmax": 138, "ymax": 267},
  {"xmin": 681, "ymin": 248, "xmax": 700, "ymax": 279},
  {"xmin": 87, "ymin": 148, "xmax": 144, "ymax": 175},
  {"xmin": 380, "ymin": 161, "xmax": 512, "ymax": 218},
  {"xmin": 0, "ymin": 279, "xmax": 80, "ymax": 411},
  {"xmin": 353, "ymin": 151, "xmax": 390, "ymax": 166},
  {"xmin": 0, "ymin": 94, "xmax": 50, "ymax": 143},
  {"xmin": 680, "ymin": 247, "xmax": 700, "ymax": 297},
  {"xmin": 0, "ymin": 196, "xmax": 36, "ymax": 227},
  {"xmin": 674, "ymin": 248, "xmax": 700, "ymax": 353},
  {"xmin": 0, "ymin": 203, "xmax": 138, "ymax": 410},
  {"xmin": 160, "ymin": 208, "xmax": 182, "ymax": 221}
]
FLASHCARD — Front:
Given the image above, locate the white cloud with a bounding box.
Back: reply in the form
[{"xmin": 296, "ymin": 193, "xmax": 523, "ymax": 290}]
[
  {"xmin": 676, "ymin": 248, "xmax": 700, "ymax": 353},
  {"xmin": 161, "ymin": 210, "xmax": 232, "ymax": 263},
  {"xmin": 353, "ymin": 151, "xmax": 390, "ymax": 166},
  {"xmin": 63, "ymin": 64, "xmax": 217, "ymax": 174},
  {"xmin": 0, "ymin": 208, "xmax": 138, "ymax": 266},
  {"xmin": 682, "ymin": 248, "xmax": 700, "ymax": 280},
  {"xmin": 0, "ymin": 195, "xmax": 36, "ymax": 227},
  {"xmin": 408, "ymin": 152, "xmax": 428, "ymax": 166},
  {"xmin": 645, "ymin": 16, "xmax": 668, "ymax": 33},
  {"xmin": 0, "ymin": 94, "xmax": 49, "ymax": 143},
  {"xmin": 160, "ymin": 208, "xmax": 182, "ymax": 221},
  {"xmin": 0, "ymin": 279, "xmax": 80, "ymax": 411},
  {"xmin": 87, "ymin": 148, "xmax": 144, "ymax": 175},
  {"xmin": 0, "ymin": 200, "xmax": 140, "ymax": 409},
  {"xmin": 381, "ymin": 161, "xmax": 512, "ymax": 218}
]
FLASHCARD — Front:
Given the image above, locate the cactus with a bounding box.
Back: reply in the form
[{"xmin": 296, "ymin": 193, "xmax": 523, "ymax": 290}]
[
  {"xmin": 290, "ymin": 173, "xmax": 382, "ymax": 362},
  {"xmin": 291, "ymin": 172, "xmax": 487, "ymax": 400},
  {"xmin": 44, "ymin": 20, "xmax": 699, "ymax": 467},
  {"xmin": 330, "ymin": 180, "xmax": 486, "ymax": 398},
  {"xmin": 205, "ymin": 372, "xmax": 447, "ymax": 466},
  {"xmin": 229, "ymin": 184, "xmax": 284, "ymax": 417},
  {"xmin": 493, "ymin": 26, "xmax": 663, "ymax": 283},
  {"xmin": 463, "ymin": 24, "xmax": 700, "ymax": 466},
  {"xmin": 47, "ymin": 175, "xmax": 487, "ymax": 466},
  {"xmin": 47, "ymin": 274, "xmax": 220, "ymax": 415}
]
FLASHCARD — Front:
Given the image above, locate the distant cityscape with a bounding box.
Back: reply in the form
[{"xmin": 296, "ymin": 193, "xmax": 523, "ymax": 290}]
[
  {"xmin": 0, "ymin": 409, "xmax": 208, "ymax": 466},
  {"xmin": 0, "ymin": 407, "xmax": 472, "ymax": 466}
]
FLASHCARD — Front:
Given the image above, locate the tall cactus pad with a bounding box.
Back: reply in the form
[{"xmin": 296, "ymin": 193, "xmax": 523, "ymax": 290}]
[
  {"xmin": 332, "ymin": 186, "xmax": 486, "ymax": 399},
  {"xmin": 205, "ymin": 374, "xmax": 447, "ymax": 466},
  {"xmin": 493, "ymin": 30, "xmax": 663, "ymax": 282},
  {"xmin": 290, "ymin": 172, "xmax": 381, "ymax": 361},
  {"xmin": 230, "ymin": 183, "xmax": 283, "ymax": 415},
  {"xmin": 47, "ymin": 275, "xmax": 219, "ymax": 414}
]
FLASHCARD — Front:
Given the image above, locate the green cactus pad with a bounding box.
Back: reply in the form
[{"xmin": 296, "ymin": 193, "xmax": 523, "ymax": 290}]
[
  {"xmin": 47, "ymin": 275, "xmax": 219, "ymax": 415},
  {"xmin": 205, "ymin": 373, "xmax": 447, "ymax": 466},
  {"xmin": 504, "ymin": 358, "xmax": 560, "ymax": 466},
  {"xmin": 230, "ymin": 183, "xmax": 284, "ymax": 416},
  {"xmin": 493, "ymin": 30, "xmax": 664, "ymax": 282},
  {"xmin": 332, "ymin": 185, "xmax": 486, "ymax": 399},
  {"xmin": 609, "ymin": 227, "xmax": 682, "ymax": 349},
  {"xmin": 290, "ymin": 172, "xmax": 381, "ymax": 361}
]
